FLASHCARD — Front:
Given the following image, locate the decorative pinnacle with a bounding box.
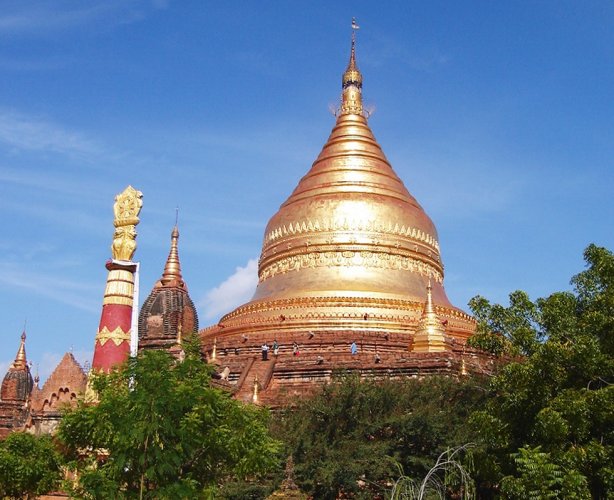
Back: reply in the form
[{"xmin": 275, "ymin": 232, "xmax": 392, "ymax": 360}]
[
  {"xmin": 13, "ymin": 330, "xmax": 28, "ymax": 369},
  {"xmin": 340, "ymin": 17, "xmax": 363, "ymax": 115},
  {"xmin": 424, "ymin": 278, "xmax": 435, "ymax": 316},
  {"xmin": 418, "ymin": 278, "xmax": 445, "ymax": 334},
  {"xmin": 160, "ymin": 225, "xmax": 185, "ymax": 288}
]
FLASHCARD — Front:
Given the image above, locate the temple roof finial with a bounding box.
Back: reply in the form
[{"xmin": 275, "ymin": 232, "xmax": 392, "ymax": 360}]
[
  {"xmin": 159, "ymin": 222, "xmax": 185, "ymax": 288},
  {"xmin": 425, "ymin": 277, "xmax": 435, "ymax": 315},
  {"xmin": 14, "ymin": 329, "xmax": 28, "ymax": 369},
  {"xmin": 340, "ymin": 17, "xmax": 363, "ymax": 115}
]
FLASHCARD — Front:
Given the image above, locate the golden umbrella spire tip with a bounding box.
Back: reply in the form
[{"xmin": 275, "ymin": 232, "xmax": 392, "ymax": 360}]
[
  {"xmin": 14, "ymin": 329, "xmax": 28, "ymax": 368},
  {"xmin": 340, "ymin": 17, "xmax": 363, "ymax": 115},
  {"xmin": 159, "ymin": 221, "xmax": 185, "ymax": 288}
]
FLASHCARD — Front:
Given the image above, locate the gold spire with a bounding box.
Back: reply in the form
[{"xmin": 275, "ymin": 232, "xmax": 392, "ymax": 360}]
[
  {"xmin": 412, "ymin": 280, "xmax": 450, "ymax": 352},
  {"xmin": 158, "ymin": 225, "xmax": 185, "ymax": 288},
  {"xmin": 13, "ymin": 331, "xmax": 28, "ymax": 369},
  {"xmin": 340, "ymin": 18, "xmax": 363, "ymax": 115},
  {"xmin": 424, "ymin": 279, "xmax": 436, "ymax": 316}
]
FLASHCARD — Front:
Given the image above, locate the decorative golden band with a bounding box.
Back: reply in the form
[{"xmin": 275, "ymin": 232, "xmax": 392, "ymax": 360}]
[
  {"xmin": 259, "ymin": 250, "xmax": 443, "ymax": 283},
  {"xmin": 102, "ymin": 296, "xmax": 134, "ymax": 306},
  {"xmin": 95, "ymin": 326, "xmax": 131, "ymax": 346},
  {"xmin": 265, "ymin": 219, "xmax": 439, "ymax": 251},
  {"xmin": 103, "ymin": 269, "xmax": 135, "ymax": 306}
]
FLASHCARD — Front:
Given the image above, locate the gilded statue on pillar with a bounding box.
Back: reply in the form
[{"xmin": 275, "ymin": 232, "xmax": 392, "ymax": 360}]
[{"xmin": 111, "ymin": 186, "xmax": 143, "ymax": 261}]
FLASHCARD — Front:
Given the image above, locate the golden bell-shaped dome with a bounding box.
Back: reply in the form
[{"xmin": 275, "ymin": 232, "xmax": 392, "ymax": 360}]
[
  {"xmin": 213, "ymin": 30, "xmax": 474, "ymax": 344},
  {"xmin": 255, "ymin": 104, "xmax": 447, "ymax": 306}
]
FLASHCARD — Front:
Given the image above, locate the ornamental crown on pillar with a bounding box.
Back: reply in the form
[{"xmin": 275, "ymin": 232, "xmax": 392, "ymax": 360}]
[{"xmin": 112, "ymin": 185, "xmax": 143, "ymax": 262}]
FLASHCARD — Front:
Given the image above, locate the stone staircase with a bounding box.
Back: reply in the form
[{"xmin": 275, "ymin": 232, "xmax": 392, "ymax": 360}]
[{"xmin": 235, "ymin": 357, "xmax": 276, "ymax": 403}]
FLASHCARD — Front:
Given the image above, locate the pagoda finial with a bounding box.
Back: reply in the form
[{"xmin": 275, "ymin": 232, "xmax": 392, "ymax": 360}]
[
  {"xmin": 412, "ymin": 280, "xmax": 450, "ymax": 352},
  {"xmin": 425, "ymin": 277, "xmax": 435, "ymax": 316},
  {"xmin": 13, "ymin": 329, "xmax": 28, "ymax": 369},
  {"xmin": 340, "ymin": 17, "xmax": 363, "ymax": 115},
  {"xmin": 160, "ymin": 223, "xmax": 185, "ymax": 288}
]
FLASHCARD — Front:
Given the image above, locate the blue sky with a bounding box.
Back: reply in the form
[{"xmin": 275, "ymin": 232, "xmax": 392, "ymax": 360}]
[{"xmin": 1, "ymin": 1, "xmax": 612, "ymax": 382}]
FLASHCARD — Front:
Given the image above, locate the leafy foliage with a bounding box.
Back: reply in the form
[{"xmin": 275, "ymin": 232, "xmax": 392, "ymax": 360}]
[
  {"xmin": 273, "ymin": 374, "xmax": 487, "ymax": 499},
  {"xmin": 500, "ymin": 446, "xmax": 590, "ymax": 499},
  {"xmin": 0, "ymin": 432, "xmax": 62, "ymax": 499},
  {"xmin": 58, "ymin": 336, "xmax": 281, "ymax": 498},
  {"xmin": 467, "ymin": 244, "xmax": 614, "ymax": 498}
]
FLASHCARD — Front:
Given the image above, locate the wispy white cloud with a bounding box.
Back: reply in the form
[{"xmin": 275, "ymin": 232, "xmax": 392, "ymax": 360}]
[
  {"xmin": 0, "ymin": 56, "xmax": 71, "ymax": 72},
  {"xmin": 420, "ymin": 172, "xmax": 524, "ymax": 218},
  {"xmin": 200, "ymin": 259, "xmax": 258, "ymax": 321},
  {"xmin": 364, "ymin": 34, "xmax": 449, "ymax": 72},
  {"xmin": 0, "ymin": 1, "xmax": 168, "ymax": 36},
  {"xmin": 0, "ymin": 2, "xmax": 110, "ymax": 34},
  {"xmin": 0, "ymin": 197, "xmax": 108, "ymax": 237},
  {"xmin": 0, "ymin": 165, "xmax": 105, "ymax": 199},
  {"xmin": 185, "ymin": 121, "xmax": 320, "ymax": 166},
  {"xmin": 0, "ymin": 109, "xmax": 103, "ymax": 158},
  {"xmin": 0, "ymin": 263, "xmax": 99, "ymax": 313}
]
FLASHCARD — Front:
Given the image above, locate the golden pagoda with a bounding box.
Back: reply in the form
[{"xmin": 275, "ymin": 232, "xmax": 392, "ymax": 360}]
[{"xmin": 201, "ymin": 24, "xmax": 479, "ymax": 405}]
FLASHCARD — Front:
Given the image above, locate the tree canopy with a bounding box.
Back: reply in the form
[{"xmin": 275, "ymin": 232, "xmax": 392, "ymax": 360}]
[
  {"xmin": 467, "ymin": 244, "xmax": 614, "ymax": 498},
  {"xmin": 273, "ymin": 374, "xmax": 487, "ymax": 499},
  {"xmin": 57, "ymin": 338, "xmax": 281, "ymax": 499},
  {"xmin": 0, "ymin": 431, "xmax": 62, "ymax": 499}
]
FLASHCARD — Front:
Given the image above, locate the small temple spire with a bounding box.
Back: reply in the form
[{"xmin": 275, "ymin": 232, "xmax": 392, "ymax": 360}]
[
  {"xmin": 340, "ymin": 17, "xmax": 364, "ymax": 115},
  {"xmin": 160, "ymin": 224, "xmax": 185, "ymax": 288},
  {"xmin": 1, "ymin": 330, "xmax": 33, "ymax": 402},
  {"xmin": 13, "ymin": 330, "xmax": 28, "ymax": 369},
  {"xmin": 424, "ymin": 278, "xmax": 435, "ymax": 316},
  {"xmin": 412, "ymin": 279, "xmax": 450, "ymax": 352}
]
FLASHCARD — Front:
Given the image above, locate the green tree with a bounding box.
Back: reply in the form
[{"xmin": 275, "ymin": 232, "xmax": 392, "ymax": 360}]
[
  {"xmin": 58, "ymin": 337, "xmax": 281, "ymax": 499},
  {"xmin": 500, "ymin": 446, "xmax": 590, "ymax": 499},
  {"xmin": 274, "ymin": 374, "xmax": 487, "ymax": 499},
  {"xmin": 0, "ymin": 432, "xmax": 62, "ymax": 499},
  {"xmin": 467, "ymin": 244, "xmax": 614, "ymax": 498}
]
